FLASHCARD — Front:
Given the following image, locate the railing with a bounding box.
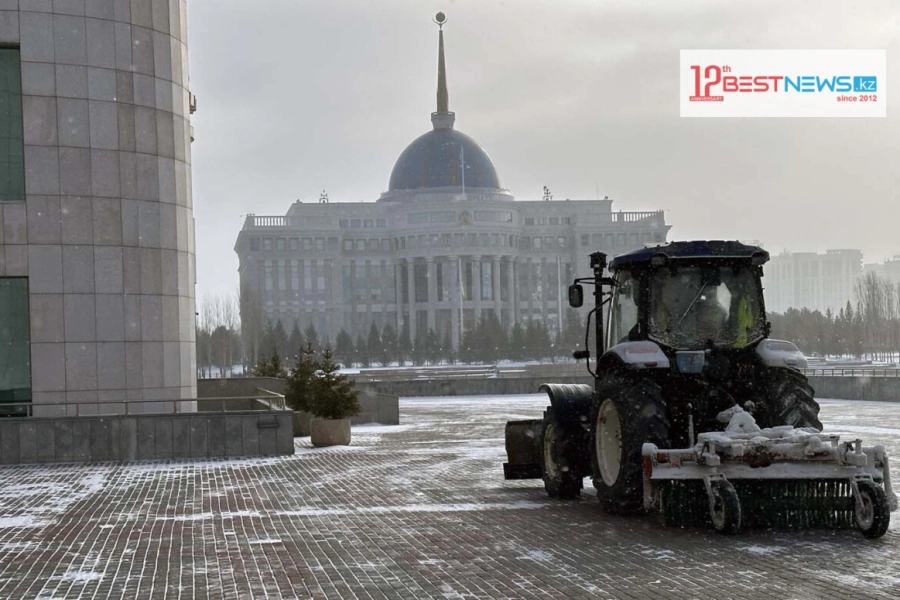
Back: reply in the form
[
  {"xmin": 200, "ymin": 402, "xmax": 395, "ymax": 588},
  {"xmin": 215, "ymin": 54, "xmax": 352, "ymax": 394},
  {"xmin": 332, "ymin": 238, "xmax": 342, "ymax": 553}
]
[
  {"xmin": 614, "ymin": 210, "xmax": 664, "ymax": 223},
  {"xmin": 801, "ymin": 369, "xmax": 900, "ymax": 378},
  {"xmin": 350, "ymin": 363, "xmax": 592, "ymax": 382},
  {"xmin": 0, "ymin": 395, "xmax": 287, "ymax": 418},
  {"xmin": 246, "ymin": 215, "xmax": 290, "ymax": 228},
  {"xmin": 243, "ymin": 210, "xmax": 666, "ymax": 230},
  {"xmin": 352, "ymin": 366, "xmax": 500, "ymax": 382}
]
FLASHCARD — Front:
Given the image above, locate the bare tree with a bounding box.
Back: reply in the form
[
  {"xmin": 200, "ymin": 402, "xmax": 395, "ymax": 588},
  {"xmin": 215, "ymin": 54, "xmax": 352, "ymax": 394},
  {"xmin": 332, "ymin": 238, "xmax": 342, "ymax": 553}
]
[
  {"xmin": 239, "ymin": 284, "xmax": 265, "ymax": 373},
  {"xmin": 221, "ymin": 293, "xmax": 241, "ymax": 376}
]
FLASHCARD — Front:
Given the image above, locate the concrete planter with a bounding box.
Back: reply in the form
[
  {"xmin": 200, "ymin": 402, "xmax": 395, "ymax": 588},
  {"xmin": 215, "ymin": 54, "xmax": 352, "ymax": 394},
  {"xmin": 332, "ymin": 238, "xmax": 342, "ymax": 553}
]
[{"xmin": 310, "ymin": 418, "xmax": 352, "ymax": 447}]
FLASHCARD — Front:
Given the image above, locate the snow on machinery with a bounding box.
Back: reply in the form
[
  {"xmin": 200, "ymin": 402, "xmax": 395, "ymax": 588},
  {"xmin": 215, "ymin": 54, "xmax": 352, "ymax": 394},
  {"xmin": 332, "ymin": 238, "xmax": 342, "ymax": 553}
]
[
  {"xmin": 503, "ymin": 241, "xmax": 897, "ymax": 536},
  {"xmin": 643, "ymin": 406, "xmax": 897, "ymax": 537}
]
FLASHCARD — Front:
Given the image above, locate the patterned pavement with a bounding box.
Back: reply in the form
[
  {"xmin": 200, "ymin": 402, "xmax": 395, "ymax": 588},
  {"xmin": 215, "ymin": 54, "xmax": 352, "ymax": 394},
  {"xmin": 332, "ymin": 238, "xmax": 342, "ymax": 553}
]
[{"xmin": 0, "ymin": 396, "xmax": 898, "ymax": 599}]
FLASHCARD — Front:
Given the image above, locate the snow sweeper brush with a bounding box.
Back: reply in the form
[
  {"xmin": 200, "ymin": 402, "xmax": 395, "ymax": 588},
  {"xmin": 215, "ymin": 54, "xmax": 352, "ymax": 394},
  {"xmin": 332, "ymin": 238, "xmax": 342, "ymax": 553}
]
[{"xmin": 641, "ymin": 407, "xmax": 898, "ymax": 538}]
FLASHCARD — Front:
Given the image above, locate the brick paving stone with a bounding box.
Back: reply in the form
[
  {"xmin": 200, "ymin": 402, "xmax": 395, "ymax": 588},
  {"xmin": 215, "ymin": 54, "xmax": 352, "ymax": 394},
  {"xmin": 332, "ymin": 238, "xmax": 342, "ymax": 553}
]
[{"xmin": 0, "ymin": 396, "xmax": 897, "ymax": 599}]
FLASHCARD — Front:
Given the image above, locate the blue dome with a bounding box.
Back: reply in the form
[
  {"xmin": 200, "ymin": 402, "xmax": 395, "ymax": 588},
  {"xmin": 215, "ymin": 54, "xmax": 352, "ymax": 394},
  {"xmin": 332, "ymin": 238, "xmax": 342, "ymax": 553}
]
[{"xmin": 389, "ymin": 128, "xmax": 501, "ymax": 191}]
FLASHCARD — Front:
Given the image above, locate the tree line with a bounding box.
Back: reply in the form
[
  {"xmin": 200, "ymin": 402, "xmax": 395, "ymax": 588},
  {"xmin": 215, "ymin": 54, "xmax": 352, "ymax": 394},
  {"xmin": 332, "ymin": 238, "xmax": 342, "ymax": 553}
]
[
  {"xmin": 327, "ymin": 309, "xmax": 587, "ymax": 368},
  {"xmin": 196, "ymin": 294, "xmax": 241, "ymax": 378},
  {"xmin": 204, "ymin": 271, "xmax": 900, "ymax": 376},
  {"xmin": 769, "ymin": 272, "xmax": 900, "ymax": 361},
  {"xmin": 251, "ymin": 309, "xmax": 588, "ymax": 372}
]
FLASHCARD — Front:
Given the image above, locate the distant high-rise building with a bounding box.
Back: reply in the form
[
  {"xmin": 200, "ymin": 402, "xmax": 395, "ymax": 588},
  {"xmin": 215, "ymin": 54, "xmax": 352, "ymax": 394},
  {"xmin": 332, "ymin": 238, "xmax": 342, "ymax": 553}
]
[
  {"xmin": 863, "ymin": 257, "xmax": 900, "ymax": 286},
  {"xmin": 764, "ymin": 250, "xmax": 862, "ymax": 314},
  {"xmin": 234, "ymin": 17, "xmax": 670, "ymax": 351}
]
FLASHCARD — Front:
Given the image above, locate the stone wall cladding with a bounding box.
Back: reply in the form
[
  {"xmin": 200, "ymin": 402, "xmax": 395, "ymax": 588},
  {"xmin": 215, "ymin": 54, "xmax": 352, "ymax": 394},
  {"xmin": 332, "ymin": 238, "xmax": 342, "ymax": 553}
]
[
  {"xmin": 0, "ymin": 0, "xmax": 196, "ymax": 412},
  {"xmin": 0, "ymin": 410, "xmax": 293, "ymax": 464}
]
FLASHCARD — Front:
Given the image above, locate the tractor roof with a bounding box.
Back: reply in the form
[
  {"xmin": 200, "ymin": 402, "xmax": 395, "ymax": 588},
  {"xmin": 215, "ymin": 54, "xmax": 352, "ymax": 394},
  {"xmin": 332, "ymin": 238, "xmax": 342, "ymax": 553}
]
[{"xmin": 608, "ymin": 240, "xmax": 769, "ymax": 271}]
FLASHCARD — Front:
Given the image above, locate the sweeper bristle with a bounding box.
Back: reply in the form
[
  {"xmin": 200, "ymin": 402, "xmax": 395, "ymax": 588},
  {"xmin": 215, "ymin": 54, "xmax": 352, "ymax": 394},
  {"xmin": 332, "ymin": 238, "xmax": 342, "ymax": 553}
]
[{"xmin": 660, "ymin": 479, "xmax": 857, "ymax": 530}]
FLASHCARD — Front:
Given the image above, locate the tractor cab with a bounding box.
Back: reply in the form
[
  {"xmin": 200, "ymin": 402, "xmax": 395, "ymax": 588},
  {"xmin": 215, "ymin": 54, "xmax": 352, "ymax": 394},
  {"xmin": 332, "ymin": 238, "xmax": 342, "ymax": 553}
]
[{"xmin": 607, "ymin": 241, "xmax": 769, "ymax": 353}]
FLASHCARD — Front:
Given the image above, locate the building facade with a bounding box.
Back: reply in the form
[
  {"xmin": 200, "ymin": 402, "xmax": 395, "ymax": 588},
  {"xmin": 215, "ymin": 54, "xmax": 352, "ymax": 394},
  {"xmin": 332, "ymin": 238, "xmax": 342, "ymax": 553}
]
[
  {"xmin": 863, "ymin": 257, "xmax": 900, "ymax": 286},
  {"xmin": 234, "ymin": 20, "xmax": 669, "ymax": 349},
  {"xmin": 0, "ymin": 2, "xmax": 197, "ymax": 414},
  {"xmin": 764, "ymin": 249, "xmax": 862, "ymax": 314}
]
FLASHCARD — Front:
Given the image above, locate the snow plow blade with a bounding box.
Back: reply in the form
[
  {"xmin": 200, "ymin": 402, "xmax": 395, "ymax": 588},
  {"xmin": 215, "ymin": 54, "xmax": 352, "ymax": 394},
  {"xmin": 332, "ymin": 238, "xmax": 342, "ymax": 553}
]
[{"xmin": 503, "ymin": 419, "xmax": 543, "ymax": 480}]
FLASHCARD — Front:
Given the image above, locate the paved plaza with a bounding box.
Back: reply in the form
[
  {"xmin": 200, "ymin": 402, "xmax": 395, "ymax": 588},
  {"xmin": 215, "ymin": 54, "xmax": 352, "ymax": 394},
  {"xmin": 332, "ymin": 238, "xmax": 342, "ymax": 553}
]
[{"xmin": 0, "ymin": 396, "xmax": 898, "ymax": 599}]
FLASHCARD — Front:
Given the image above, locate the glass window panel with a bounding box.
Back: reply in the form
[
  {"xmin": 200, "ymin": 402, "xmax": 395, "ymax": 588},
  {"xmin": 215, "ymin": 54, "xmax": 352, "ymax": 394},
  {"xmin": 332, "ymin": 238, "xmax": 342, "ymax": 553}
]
[
  {"xmin": 0, "ymin": 49, "xmax": 24, "ymax": 202},
  {"xmin": 0, "ymin": 278, "xmax": 31, "ymax": 404}
]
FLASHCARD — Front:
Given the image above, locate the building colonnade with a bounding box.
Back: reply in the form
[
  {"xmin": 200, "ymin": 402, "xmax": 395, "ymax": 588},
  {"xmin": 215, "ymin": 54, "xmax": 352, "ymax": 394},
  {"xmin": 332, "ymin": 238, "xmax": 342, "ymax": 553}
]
[{"xmin": 257, "ymin": 253, "xmax": 574, "ymax": 348}]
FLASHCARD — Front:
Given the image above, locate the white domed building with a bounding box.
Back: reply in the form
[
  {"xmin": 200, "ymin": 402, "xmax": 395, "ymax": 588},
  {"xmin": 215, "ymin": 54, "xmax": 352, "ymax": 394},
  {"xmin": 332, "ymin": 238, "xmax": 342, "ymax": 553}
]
[{"xmin": 235, "ymin": 18, "xmax": 670, "ymax": 351}]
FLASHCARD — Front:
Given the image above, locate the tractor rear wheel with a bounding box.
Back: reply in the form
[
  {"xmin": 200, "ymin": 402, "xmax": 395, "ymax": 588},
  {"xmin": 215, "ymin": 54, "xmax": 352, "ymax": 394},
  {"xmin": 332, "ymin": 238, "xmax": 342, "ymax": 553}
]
[
  {"xmin": 540, "ymin": 409, "xmax": 583, "ymax": 499},
  {"xmin": 592, "ymin": 376, "xmax": 670, "ymax": 514},
  {"xmin": 757, "ymin": 368, "xmax": 822, "ymax": 430}
]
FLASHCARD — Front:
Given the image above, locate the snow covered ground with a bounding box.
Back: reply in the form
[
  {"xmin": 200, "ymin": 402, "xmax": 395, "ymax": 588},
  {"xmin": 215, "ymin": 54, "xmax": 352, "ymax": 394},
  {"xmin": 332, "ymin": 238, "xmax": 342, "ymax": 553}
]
[{"xmin": 0, "ymin": 395, "xmax": 897, "ymax": 598}]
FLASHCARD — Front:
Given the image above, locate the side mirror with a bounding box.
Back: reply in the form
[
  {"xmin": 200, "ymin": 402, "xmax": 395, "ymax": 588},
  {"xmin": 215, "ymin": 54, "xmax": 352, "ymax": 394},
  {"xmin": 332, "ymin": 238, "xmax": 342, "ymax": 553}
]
[{"xmin": 568, "ymin": 284, "xmax": 584, "ymax": 308}]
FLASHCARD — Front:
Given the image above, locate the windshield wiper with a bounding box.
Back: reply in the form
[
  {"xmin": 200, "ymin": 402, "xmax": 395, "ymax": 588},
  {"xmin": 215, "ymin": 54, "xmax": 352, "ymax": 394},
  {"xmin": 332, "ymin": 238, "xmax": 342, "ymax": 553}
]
[{"xmin": 674, "ymin": 278, "xmax": 711, "ymax": 328}]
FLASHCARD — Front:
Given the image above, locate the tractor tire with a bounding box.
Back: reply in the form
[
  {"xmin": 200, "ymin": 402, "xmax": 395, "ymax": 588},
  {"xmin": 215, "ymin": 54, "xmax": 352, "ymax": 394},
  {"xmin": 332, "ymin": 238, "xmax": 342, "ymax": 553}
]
[
  {"xmin": 855, "ymin": 480, "xmax": 890, "ymax": 539},
  {"xmin": 757, "ymin": 368, "xmax": 822, "ymax": 430},
  {"xmin": 592, "ymin": 375, "xmax": 670, "ymax": 515},
  {"xmin": 540, "ymin": 409, "xmax": 583, "ymax": 499}
]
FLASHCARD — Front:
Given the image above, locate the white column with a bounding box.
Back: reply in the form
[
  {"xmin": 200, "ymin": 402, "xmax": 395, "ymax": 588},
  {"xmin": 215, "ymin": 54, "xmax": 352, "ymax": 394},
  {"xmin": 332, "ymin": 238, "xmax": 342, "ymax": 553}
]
[
  {"xmin": 540, "ymin": 256, "xmax": 549, "ymax": 325},
  {"xmin": 450, "ymin": 256, "xmax": 460, "ymax": 349},
  {"xmin": 393, "ymin": 260, "xmax": 403, "ymax": 331},
  {"xmin": 507, "ymin": 256, "xmax": 518, "ymax": 326},
  {"xmin": 407, "ymin": 259, "xmax": 416, "ymax": 340},
  {"xmin": 426, "ymin": 256, "xmax": 436, "ymax": 333},
  {"xmin": 364, "ymin": 259, "xmax": 372, "ymax": 327},
  {"xmin": 526, "ymin": 257, "xmax": 534, "ymax": 322},
  {"xmin": 473, "ymin": 254, "xmax": 482, "ymax": 324},
  {"xmin": 492, "ymin": 255, "xmax": 501, "ymax": 322}
]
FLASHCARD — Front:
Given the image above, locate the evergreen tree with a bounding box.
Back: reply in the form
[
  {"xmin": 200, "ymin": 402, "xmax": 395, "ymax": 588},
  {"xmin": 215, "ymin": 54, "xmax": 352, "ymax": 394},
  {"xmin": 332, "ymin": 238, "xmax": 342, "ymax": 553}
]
[
  {"xmin": 269, "ymin": 348, "xmax": 285, "ymax": 377},
  {"xmin": 285, "ymin": 343, "xmax": 318, "ymax": 412},
  {"xmin": 356, "ymin": 333, "xmax": 370, "ymax": 368},
  {"xmin": 259, "ymin": 319, "xmax": 276, "ymax": 359},
  {"xmin": 562, "ymin": 308, "xmax": 584, "ymax": 356},
  {"xmin": 304, "ymin": 323, "xmax": 320, "ymax": 352},
  {"xmin": 287, "ymin": 322, "xmax": 303, "ymax": 360},
  {"xmin": 398, "ymin": 321, "xmax": 412, "ymax": 366},
  {"xmin": 413, "ymin": 326, "xmax": 428, "ymax": 366},
  {"xmin": 425, "ymin": 328, "xmax": 441, "ymax": 365},
  {"xmin": 366, "ymin": 322, "xmax": 382, "ymax": 366},
  {"xmin": 380, "ymin": 323, "xmax": 398, "ymax": 367},
  {"xmin": 334, "ymin": 329, "xmax": 355, "ymax": 368},
  {"xmin": 508, "ymin": 322, "xmax": 526, "ymax": 361},
  {"xmin": 273, "ymin": 320, "xmax": 289, "ymax": 358},
  {"xmin": 478, "ymin": 312, "xmax": 507, "ymax": 364},
  {"xmin": 441, "ymin": 329, "xmax": 454, "ymax": 365},
  {"xmin": 254, "ymin": 347, "xmax": 286, "ymax": 378},
  {"xmin": 551, "ymin": 328, "xmax": 564, "ymax": 363},
  {"xmin": 252, "ymin": 354, "xmax": 271, "ymax": 378},
  {"xmin": 459, "ymin": 326, "xmax": 477, "ymax": 363},
  {"xmin": 308, "ymin": 348, "xmax": 361, "ymax": 420},
  {"xmin": 525, "ymin": 320, "xmax": 551, "ymax": 361}
]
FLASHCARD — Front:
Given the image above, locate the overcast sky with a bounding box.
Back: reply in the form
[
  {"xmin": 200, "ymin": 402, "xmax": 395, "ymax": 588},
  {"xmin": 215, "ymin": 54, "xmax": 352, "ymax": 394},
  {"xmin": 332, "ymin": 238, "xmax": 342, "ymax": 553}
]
[{"xmin": 187, "ymin": 0, "xmax": 899, "ymax": 301}]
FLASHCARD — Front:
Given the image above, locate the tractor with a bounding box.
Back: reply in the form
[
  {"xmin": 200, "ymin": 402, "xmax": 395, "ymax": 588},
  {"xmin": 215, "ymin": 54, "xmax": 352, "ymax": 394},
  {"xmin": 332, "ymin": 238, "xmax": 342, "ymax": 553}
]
[{"xmin": 503, "ymin": 241, "xmax": 822, "ymax": 514}]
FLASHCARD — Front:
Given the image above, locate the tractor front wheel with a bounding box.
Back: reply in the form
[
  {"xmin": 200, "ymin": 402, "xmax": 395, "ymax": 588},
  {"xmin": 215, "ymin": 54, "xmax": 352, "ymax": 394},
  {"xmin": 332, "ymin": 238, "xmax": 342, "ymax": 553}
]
[
  {"xmin": 757, "ymin": 368, "xmax": 822, "ymax": 430},
  {"xmin": 592, "ymin": 376, "xmax": 670, "ymax": 514}
]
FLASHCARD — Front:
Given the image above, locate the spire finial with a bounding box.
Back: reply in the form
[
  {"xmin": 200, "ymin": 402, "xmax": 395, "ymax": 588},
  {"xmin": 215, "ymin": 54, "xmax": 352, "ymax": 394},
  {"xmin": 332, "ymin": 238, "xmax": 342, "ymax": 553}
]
[{"xmin": 431, "ymin": 12, "xmax": 455, "ymax": 129}]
